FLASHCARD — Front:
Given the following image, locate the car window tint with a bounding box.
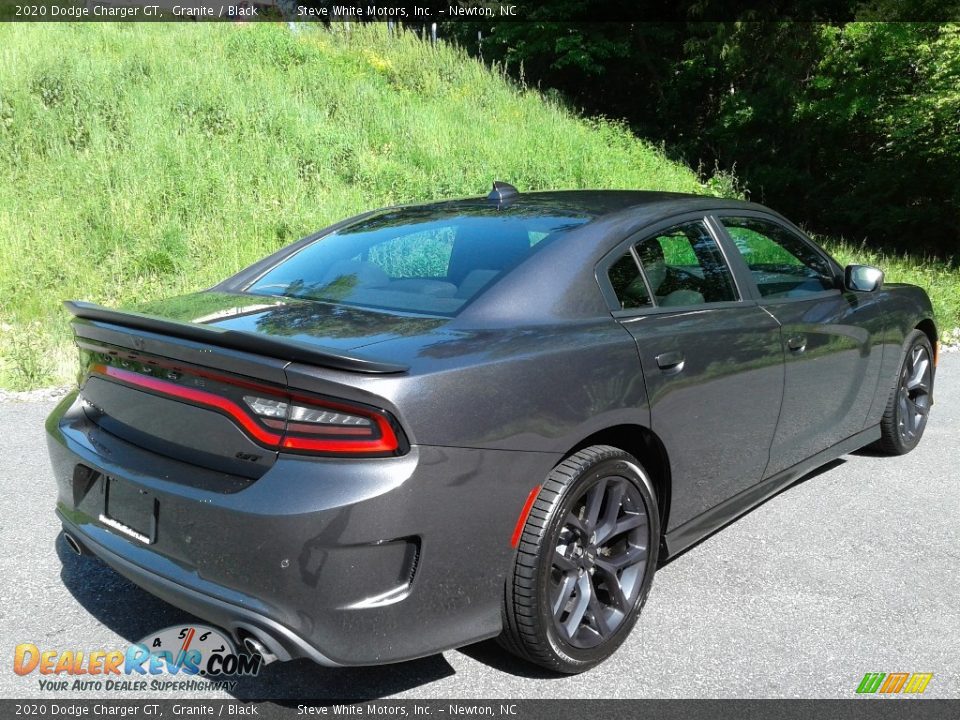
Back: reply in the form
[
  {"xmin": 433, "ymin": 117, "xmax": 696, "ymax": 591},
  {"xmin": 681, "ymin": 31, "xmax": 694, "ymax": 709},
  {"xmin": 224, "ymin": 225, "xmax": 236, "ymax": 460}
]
[
  {"xmin": 366, "ymin": 227, "xmax": 455, "ymax": 278},
  {"xmin": 608, "ymin": 252, "xmax": 651, "ymax": 309},
  {"xmin": 246, "ymin": 208, "xmax": 590, "ymax": 316},
  {"xmin": 634, "ymin": 221, "xmax": 738, "ymax": 306},
  {"xmin": 721, "ymin": 217, "xmax": 835, "ymax": 298}
]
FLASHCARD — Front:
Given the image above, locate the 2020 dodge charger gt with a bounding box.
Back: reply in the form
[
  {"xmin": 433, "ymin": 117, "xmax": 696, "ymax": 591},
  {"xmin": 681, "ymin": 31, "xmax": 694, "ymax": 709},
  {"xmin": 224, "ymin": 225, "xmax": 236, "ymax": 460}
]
[{"xmin": 47, "ymin": 184, "xmax": 937, "ymax": 673}]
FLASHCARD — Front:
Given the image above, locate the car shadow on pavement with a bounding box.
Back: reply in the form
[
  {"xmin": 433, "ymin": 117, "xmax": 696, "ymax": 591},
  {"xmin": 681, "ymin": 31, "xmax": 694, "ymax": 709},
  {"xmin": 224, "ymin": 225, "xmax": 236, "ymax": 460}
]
[
  {"xmin": 455, "ymin": 640, "xmax": 561, "ymax": 679},
  {"xmin": 656, "ymin": 458, "xmax": 847, "ymax": 567},
  {"xmin": 851, "ymin": 445, "xmax": 893, "ymax": 458},
  {"xmin": 55, "ymin": 534, "xmax": 459, "ymax": 700}
]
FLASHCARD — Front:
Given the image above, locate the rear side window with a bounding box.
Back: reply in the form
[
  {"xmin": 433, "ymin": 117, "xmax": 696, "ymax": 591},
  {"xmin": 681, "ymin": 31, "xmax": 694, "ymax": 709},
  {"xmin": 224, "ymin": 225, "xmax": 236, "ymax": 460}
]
[
  {"xmin": 635, "ymin": 221, "xmax": 739, "ymax": 306},
  {"xmin": 720, "ymin": 217, "xmax": 836, "ymax": 298},
  {"xmin": 247, "ymin": 207, "xmax": 589, "ymax": 315},
  {"xmin": 607, "ymin": 221, "xmax": 738, "ymax": 310},
  {"xmin": 608, "ymin": 252, "xmax": 651, "ymax": 309}
]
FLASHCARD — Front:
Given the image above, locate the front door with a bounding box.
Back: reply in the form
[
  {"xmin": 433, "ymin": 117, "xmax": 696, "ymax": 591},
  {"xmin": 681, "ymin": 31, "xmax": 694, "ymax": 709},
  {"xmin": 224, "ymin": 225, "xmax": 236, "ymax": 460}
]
[{"xmin": 715, "ymin": 214, "xmax": 884, "ymax": 476}]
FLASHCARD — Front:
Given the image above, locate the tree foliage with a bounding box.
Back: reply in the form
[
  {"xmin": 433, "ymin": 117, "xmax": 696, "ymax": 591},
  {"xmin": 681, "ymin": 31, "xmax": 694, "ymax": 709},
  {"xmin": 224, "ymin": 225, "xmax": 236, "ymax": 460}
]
[{"xmin": 452, "ymin": 20, "xmax": 960, "ymax": 254}]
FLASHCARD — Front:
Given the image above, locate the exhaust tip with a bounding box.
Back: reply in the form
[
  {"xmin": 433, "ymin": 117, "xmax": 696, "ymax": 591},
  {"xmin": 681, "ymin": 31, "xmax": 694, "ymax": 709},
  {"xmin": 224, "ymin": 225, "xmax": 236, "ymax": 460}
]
[
  {"xmin": 243, "ymin": 636, "xmax": 278, "ymax": 665},
  {"xmin": 63, "ymin": 532, "xmax": 84, "ymax": 556}
]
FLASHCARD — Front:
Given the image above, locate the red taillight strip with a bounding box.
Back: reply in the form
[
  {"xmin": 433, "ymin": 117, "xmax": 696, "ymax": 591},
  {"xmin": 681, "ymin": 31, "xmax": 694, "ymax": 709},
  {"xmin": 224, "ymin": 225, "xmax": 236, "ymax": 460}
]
[
  {"xmin": 91, "ymin": 364, "xmax": 283, "ymax": 446},
  {"xmin": 282, "ymin": 434, "xmax": 398, "ymax": 453},
  {"xmin": 510, "ymin": 485, "xmax": 542, "ymax": 548},
  {"xmin": 284, "ymin": 422, "xmax": 373, "ymax": 436},
  {"xmin": 282, "ymin": 402, "xmax": 400, "ymax": 453},
  {"xmin": 89, "ymin": 363, "xmax": 401, "ymax": 455}
]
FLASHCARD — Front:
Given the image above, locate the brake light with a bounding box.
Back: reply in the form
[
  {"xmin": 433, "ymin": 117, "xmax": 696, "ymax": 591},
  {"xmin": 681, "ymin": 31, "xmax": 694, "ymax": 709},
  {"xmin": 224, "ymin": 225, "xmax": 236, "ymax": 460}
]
[
  {"xmin": 242, "ymin": 394, "xmax": 400, "ymax": 454},
  {"xmin": 89, "ymin": 363, "xmax": 403, "ymax": 456}
]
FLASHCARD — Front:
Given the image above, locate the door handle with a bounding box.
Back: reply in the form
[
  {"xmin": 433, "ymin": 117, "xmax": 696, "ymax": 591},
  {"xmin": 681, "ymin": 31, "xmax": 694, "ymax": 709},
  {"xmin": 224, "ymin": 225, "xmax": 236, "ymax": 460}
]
[
  {"xmin": 656, "ymin": 351, "xmax": 685, "ymax": 373},
  {"xmin": 787, "ymin": 335, "xmax": 807, "ymax": 352}
]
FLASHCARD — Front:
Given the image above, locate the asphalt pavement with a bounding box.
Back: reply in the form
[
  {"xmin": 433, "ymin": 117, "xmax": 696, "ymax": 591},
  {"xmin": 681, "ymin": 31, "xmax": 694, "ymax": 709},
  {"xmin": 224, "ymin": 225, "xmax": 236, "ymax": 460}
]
[{"xmin": 1, "ymin": 356, "xmax": 957, "ymax": 700}]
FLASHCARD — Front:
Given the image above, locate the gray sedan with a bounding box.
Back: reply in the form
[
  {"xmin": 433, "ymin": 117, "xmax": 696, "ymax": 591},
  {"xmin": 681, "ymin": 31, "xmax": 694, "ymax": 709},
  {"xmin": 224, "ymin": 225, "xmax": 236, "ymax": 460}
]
[{"xmin": 47, "ymin": 183, "xmax": 936, "ymax": 674}]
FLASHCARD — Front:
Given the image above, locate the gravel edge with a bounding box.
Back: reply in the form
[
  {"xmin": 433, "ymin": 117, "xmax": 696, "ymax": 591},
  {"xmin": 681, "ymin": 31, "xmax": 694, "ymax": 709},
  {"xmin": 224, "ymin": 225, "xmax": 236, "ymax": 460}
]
[{"xmin": 0, "ymin": 386, "xmax": 73, "ymax": 403}]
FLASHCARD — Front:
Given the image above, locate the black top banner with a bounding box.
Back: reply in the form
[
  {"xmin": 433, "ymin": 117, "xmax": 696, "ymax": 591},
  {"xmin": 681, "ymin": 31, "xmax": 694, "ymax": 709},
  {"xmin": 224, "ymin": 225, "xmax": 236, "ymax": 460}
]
[{"xmin": 1, "ymin": 0, "xmax": 959, "ymax": 22}]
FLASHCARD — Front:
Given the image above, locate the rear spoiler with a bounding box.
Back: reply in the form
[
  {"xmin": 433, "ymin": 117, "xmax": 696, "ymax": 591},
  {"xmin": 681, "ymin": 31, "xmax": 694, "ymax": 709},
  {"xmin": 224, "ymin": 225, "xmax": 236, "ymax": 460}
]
[{"xmin": 64, "ymin": 301, "xmax": 409, "ymax": 375}]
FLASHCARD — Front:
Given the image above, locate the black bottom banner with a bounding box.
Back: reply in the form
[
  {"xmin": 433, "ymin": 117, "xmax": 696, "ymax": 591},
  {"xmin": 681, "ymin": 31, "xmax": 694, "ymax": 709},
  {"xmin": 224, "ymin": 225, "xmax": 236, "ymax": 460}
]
[{"xmin": 3, "ymin": 699, "xmax": 958, "ymax": 720}]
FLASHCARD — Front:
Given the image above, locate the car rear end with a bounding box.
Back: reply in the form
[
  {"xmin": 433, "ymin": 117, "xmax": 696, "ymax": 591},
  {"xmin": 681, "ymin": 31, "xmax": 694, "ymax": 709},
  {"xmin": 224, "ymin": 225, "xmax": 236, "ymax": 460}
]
[
  {"xmin": 47, "ymin": 304, "xmax": 530, "ymax": 665},
  {"xmin": 46, "ymin": 195, "xmax": 610, "ymax": 665}
]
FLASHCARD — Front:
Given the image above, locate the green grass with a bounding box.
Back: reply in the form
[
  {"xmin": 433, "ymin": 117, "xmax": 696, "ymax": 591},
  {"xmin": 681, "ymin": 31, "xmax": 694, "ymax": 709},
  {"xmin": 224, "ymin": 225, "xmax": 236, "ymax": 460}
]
[
  {"xmin": 823, "ymin": 238, "xmax": 960, "ymax": 345},
  {"xmin": 0, "ymin": 22, "xmax": 709, "ymax": 390},
  {"xmin": 0, "ymin": 23, "xmax": 956, "ymax": 389}
]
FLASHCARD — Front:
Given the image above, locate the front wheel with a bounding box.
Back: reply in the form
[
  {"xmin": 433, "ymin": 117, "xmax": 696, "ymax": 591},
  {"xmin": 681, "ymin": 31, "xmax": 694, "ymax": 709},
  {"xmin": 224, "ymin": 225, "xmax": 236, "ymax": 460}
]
[
  {"xmin": 875, "ymin": 330, "xmax": 934, "ymax": 455},
  {"xmin": 499, "ymin": 445, "xmax": 660, "ymax": 673}
]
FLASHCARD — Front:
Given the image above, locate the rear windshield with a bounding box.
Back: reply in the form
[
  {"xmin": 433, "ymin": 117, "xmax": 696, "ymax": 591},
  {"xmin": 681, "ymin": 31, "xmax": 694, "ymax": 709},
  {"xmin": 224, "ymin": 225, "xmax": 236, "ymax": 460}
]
[{"xmin": 246, "ymin": 205, "xmax": 590, "ymax": 315}]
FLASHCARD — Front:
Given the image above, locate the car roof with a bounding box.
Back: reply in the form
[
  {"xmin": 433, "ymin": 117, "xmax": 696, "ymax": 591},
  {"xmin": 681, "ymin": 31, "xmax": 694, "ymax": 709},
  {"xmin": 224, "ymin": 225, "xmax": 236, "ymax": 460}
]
[
  {"xmin": 447, "ymin": 190, "xmax": 782, "ymax": 327},
  {"xmin": 412, "ymin": 190, "xmax": 760, "ymax": 219}
]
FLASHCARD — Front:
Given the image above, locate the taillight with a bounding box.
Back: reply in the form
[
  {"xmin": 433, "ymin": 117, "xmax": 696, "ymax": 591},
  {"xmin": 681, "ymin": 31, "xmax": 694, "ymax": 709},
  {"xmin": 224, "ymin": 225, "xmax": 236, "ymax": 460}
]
[
  {"xmin": 242, "ymin": 394, "xmax": 401, "ymax": 454},
  {"xmin": 88, "ymin": 361, "xmax": 404, "ymax": 457}
]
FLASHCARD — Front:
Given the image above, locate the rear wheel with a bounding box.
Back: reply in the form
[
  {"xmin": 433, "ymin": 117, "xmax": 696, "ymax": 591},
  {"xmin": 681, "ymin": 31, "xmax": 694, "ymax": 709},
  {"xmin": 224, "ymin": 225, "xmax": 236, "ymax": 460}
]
[
  {"xmin": 500, "ymin": 445, "xmax": 659, "ymax": 673},
  {"xmin": 875, "ymin": 330, "xmax": 934, "ymax": 455}
]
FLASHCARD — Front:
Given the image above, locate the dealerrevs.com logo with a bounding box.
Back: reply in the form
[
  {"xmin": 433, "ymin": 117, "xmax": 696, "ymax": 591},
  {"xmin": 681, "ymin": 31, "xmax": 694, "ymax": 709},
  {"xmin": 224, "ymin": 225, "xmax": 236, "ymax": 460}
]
[{"xmin": 14, "ymin": 624, "xmax": 261, "ymax": 693}]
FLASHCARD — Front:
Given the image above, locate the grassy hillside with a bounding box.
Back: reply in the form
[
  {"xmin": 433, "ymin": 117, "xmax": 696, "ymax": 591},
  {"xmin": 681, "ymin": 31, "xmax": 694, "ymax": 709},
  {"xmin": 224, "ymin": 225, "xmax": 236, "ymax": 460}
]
[
  {"xmin": 827, "ymin": 241, "xmax": 960, "ymax": 350},
  {"xmin": 0, "ymin": 23, "xmax": 955, "ymax": 389},
  {"xmin": 0, "ymin": 22, "xmax": 709, "ymax": 389}
]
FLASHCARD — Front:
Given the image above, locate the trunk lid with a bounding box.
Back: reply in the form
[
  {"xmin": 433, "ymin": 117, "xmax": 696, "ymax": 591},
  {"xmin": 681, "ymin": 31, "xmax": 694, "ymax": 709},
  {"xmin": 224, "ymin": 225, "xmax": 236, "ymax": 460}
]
[{"xmin": 69, "ymin": 292, "xmax": 427, "ymax": 478}]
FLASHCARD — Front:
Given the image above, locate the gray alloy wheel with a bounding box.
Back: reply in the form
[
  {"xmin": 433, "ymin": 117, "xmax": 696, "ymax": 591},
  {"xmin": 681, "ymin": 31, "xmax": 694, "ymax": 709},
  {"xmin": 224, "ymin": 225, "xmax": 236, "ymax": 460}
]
[
  {"xmin": 499, "ymin": 445, "xmax": 660, "ymax": 673},
  {"xmin": 875, "ymin": 330, "xmax": 934, "ymax": 455}
]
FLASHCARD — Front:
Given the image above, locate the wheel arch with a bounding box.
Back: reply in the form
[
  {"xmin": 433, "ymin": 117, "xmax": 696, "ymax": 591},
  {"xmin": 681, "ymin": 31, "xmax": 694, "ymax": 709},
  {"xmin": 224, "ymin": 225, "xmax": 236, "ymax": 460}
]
[
  {"xmin": 565, "ymin": 424, "xmax": 671, "ymax": 549},
  {"xmin": 916, "ymin": 317, "xmax": 938, "ymax": 365}
]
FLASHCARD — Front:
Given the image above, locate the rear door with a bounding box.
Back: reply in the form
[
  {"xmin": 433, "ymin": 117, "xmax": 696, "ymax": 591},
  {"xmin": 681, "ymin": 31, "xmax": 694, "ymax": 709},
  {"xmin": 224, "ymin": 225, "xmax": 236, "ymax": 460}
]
[
  {"xmin": 600, "ymin": 216, "xmax": 785, "ymax": 529},
  {"xmin": 713, "ymin": 213, "xmax": 884, "ymax": 476}
]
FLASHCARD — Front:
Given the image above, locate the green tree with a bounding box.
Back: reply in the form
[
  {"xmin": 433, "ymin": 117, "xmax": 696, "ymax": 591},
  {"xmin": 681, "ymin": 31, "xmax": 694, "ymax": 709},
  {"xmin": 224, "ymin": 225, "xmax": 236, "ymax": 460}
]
[{"xmin": 453, "ymin": 16, "xmax": 960, "ymax": 254}]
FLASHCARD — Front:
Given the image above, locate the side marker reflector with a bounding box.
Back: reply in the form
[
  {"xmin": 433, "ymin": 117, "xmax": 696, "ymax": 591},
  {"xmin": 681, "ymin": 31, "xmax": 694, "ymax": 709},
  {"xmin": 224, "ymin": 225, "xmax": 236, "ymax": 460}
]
[{"xmin": 510, "ymin": 484, "xmax": 542, "ymax": 548}]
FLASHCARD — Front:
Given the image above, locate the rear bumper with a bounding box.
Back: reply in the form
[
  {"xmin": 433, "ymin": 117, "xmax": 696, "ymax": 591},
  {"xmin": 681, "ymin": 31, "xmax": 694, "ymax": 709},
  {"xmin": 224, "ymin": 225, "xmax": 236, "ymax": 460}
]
[
  {"xmin": 47, "ymin": 391, "xmax": 559, "ymax": 665},
  {"xmin": 58, "ymin": 512, "xmax": 340, "ymax": 665}
]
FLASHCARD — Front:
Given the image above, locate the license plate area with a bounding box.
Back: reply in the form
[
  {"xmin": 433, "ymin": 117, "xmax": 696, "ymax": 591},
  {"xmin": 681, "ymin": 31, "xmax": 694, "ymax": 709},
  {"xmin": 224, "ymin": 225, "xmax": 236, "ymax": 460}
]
[{"xmin": 100, "ymin": 476, "xmax": 157, "ymax": 545}]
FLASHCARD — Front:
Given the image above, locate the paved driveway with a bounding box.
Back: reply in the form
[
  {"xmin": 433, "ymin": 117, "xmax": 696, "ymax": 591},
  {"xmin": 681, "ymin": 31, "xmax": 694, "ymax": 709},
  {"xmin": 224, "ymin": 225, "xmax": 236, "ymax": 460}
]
[{"xmin": 1, "ymin": 356, "xmax": 957, "ymax": 699}]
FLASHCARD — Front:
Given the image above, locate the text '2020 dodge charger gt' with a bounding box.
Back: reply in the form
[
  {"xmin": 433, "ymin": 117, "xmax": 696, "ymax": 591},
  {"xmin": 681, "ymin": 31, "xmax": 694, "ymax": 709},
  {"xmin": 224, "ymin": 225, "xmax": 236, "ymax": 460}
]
[{"xmin": 47, "ymin": 184, "xmax": 936, "ymax": 673}]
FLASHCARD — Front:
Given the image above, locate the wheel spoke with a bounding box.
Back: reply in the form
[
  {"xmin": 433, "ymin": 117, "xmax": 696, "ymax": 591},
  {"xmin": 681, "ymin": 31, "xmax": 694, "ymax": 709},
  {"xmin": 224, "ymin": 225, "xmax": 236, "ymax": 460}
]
[
  {"xmin": 899, "ymin": 393, "xmax": 911, "ymax": 431},
  {"xmin": 583, "ymin": 479, "xmax": 607, "ymax": 531},
  {"xmin": 553, "ymin": 548, "xmax": 576, "ymax": 573},
  {"xmin": 907, "ymin": 357, "xmax": 929, "ymax": 391},
  {"xmin": 598, "ymin": 544, "xmax": 647, "ymax": 572},
  {"xmin": 565, "ymin": 511, "xmax": 587, "ymax": 536},
  {"xmin": 587, "ymin": 582, "xmax": 612, "ymax": 637},
  {"xmin": 594, "ymin": 564, "xmax": 630, "ymax": 611},
  {"xmin": 598, "ymin": 512, "xmax": 645, "ymax": 546},
  {"xmin": 908, "ymin": 395, "xmax": 929, "ymax": 417},
  {"xmin": 562, "ymin": 574, "xmax": 592, "ymax": 638},
  {"xmin": 552, "ymin": 573, "xmax": 577, "ymax": 616},
  {"xmin": 594, "ymin": 481, "xmax": 625, "ymax": 543}
]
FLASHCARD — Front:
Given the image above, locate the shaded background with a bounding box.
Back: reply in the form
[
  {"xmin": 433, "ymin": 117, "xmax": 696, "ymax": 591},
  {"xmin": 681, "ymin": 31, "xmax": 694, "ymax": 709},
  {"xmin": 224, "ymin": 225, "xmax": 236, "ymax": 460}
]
[{"xmin": 448, "ymin": 13, "xmax": 960, "ymax": 256}]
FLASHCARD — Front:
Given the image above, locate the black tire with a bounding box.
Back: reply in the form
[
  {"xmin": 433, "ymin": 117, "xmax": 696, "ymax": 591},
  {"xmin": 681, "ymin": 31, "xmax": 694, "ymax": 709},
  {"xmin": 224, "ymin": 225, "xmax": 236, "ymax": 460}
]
[
  {"xmin": 500, "ymin": 445, "xmax": 660, "ymax": 673},
  {"xmin": 874, "ymin": 329, "xmax": 935, "ymax": 455}
]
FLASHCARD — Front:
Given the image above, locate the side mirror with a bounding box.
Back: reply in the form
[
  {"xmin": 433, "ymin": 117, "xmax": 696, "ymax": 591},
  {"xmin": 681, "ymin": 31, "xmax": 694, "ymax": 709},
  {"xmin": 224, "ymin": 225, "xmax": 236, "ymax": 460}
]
[{"xmin": 844, "ymin": 264, "xmax": 884, "ymax": 293}]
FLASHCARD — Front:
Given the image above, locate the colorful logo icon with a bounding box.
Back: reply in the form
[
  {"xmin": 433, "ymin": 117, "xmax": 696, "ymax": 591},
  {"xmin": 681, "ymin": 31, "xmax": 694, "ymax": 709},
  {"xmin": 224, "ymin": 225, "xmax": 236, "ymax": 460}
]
[
  {"xmin": 135, "ymin": 624, "xmax": 260, "ymax": 676},
  {"xmin": 14, "ymin": 624, "xmax": 261, "ymax": 680},
  {"xmin": 856, "ymin": 672, "xmax": 933, "ymax": 694}
]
